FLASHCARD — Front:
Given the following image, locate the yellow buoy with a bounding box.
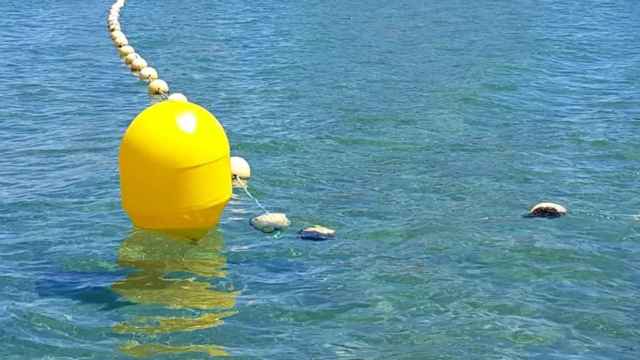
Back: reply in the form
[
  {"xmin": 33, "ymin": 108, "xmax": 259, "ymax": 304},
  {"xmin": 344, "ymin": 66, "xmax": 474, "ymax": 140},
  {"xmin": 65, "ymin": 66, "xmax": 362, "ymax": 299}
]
[{"xmin": 119, "ymin": 101, "xmax": 231, "ymax": 235}]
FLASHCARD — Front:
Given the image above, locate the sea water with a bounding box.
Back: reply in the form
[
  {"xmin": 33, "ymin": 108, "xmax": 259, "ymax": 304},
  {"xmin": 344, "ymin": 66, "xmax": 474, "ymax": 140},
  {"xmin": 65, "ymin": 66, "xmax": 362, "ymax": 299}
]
[{"xmin": 1, "ymin": 0, "xmax": 639, "ymax": 358}]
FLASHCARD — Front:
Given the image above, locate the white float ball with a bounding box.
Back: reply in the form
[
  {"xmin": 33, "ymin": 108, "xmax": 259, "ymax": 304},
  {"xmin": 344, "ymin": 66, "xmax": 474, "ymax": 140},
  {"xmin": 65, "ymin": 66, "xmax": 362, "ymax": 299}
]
[
  {"xmin": 109, "ymin": 23, "xmax": 121, "ymax": 32},
  {"xmin": 148, "ymin": 79, "xmax": 169, "ymax": 95},
  {"xmin": 110, "ymin": 30, "xmax": 124, "ymax": 40},
  {"xmin": 130, "ymin": 58, "xmax": 148, "ymax": 71},
  {"xmin": 138, "ymin": 67, "xmax": 158, "ymax": 81},
  {"xmin": 118, "ymin": 45, "xmax": 135, "ymax": 58},
  {"xmin": 168, "ymin": 93, "xmax": 188, "ymax": 102},
  {"xmin": 113, "ymin": 35, "xmax": 128, "ymax": 47},
  {"xmin": 230, "ymin": 156, "xmax": 251, "ymax": 179},
  {"xmin": 124, "ymin": 53, "xmax": 140, "ymax": 65},
  {"xmin": 529, "ymin": 202, "xmax": 567, "ymax": 217}
]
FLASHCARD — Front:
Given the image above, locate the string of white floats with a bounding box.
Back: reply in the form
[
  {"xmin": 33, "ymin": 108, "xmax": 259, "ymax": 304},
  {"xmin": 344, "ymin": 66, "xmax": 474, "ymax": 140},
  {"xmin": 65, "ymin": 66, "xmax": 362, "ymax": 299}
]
[
  {"xmin": 107, "ymin": 0, "xmax": 187, "ymax": 100},
  {"xmin": 107, "ymin": 0, "xmax": 336, "ymax": 239}
]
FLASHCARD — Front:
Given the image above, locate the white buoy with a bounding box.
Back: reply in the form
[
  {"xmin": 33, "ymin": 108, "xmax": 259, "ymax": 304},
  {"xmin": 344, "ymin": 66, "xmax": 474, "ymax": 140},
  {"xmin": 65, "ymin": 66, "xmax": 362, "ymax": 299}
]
[
  {"xmin": 299, "ymin": 225, "xmax": 336, "ymax": 241},
  {"xmin": 110, "ymin": 30, "xmax": 125, "ymax": 41},
  {"xmin": 130, "ymin": 57, "xmax": 148, "ymax": 71},
  {"xmin": 124, "ymin": 53, "xmax": 140, "ymax": 65},
  {"xmin": 118, "ymin": 45, "xmax": 135, "ymax": 58},
  {"xmin": 109, "ymin": 23, "xmax": 121, "ymax": 32},
  {"xmin": 168, "ymin": 93, "xmax": 188, "ymax": 102},
  {"xmin": 148, "ymin": 79, "xmax": 169, "ymax": 95},
  {"xmin": 113, "ymin": 34, "xmax": 128, "ymax": 47},
  {"xmin": 230, "ymin": 156, "xmax": 251, "ymax": 179},
  {"xmin": 250, "ymin": 213, "xmax": 290, "ymax": 233},
  {"xmin": 138, "ymin": 66, "xmax": 158, "ymax": 81},
  {"xmin": 529, "ymin": 202, "xmax": 567, "ymax": 217}
]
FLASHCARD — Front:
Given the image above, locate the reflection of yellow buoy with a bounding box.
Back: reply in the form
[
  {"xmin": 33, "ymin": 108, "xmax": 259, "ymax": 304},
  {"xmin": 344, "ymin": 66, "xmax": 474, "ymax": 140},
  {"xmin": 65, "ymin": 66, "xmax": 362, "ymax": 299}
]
[
  {"xmin": 119, "ymin": 101, "xmax": 231, "ymax": 234},
  {"xmin": 121, "ymin": 342, "xmax": 228, "ymax": 358},
  {"xmin": 112, "ymin": 230, "xmax": 237, "ymax": 357}
]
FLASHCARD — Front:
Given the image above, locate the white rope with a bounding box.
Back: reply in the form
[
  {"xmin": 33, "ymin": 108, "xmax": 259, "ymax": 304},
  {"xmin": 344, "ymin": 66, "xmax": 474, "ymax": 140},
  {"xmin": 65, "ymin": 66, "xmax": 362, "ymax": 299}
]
[{"xmin": 240, "ymin": 183, "xmax": 270, "ymax": 214}]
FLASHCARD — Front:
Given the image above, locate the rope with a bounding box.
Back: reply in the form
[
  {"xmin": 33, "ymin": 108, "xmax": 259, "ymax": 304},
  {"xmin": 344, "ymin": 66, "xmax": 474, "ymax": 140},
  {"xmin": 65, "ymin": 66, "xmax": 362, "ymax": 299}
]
[{"xmin": 240, "ymin": 183, "xmax": 270, "ymax": 214}]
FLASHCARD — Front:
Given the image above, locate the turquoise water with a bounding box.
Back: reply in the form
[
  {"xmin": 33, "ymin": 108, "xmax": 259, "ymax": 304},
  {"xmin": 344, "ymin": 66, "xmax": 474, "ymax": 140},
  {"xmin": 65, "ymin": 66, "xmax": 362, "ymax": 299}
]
[{"xmin": 1, "ymin": 0, "xmax": 640, "ymax": 358}]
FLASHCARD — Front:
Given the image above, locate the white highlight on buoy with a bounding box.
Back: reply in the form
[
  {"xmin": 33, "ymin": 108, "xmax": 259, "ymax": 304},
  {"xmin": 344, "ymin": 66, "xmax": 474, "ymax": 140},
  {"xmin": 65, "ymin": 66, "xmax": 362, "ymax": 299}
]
[
  {"xmin": 230, "ymin": 156, "xmax": 251, "ymax": 179},
  {"xmin": 168, "ymin": 93, "xmax": 188, "ymax": 102},
  {"xmin": 177, "ymin": 113, "xmax": 197, "ymax": 133},
  {"xmin": 529, "ymin": 202, "xmax": 567, "ymax": 217},
  {"xmin": 250, "ymin": 213, "xmax": 290, "ymax": 233},
  {"xmin": 138, "ymin": 67, "xmax": 158, "ymax": 81},
  {"xmin": 148, "ymin": 79, "xmax": 169, "ymax": 96},
  {"xmin": 130, "ymin": 57, "xmax": 148, "ymax": 72}
]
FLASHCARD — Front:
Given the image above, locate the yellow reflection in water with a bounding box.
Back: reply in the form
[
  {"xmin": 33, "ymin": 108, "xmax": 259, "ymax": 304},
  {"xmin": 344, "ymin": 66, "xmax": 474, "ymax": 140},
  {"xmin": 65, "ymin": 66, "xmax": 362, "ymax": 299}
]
[
  {"xmin": 121, "ymin": 341, "xmax": 228, "ymax": 358},
  {"xmin": 112, "ymin": 230, "xmax": 237, "ymax": 358}
]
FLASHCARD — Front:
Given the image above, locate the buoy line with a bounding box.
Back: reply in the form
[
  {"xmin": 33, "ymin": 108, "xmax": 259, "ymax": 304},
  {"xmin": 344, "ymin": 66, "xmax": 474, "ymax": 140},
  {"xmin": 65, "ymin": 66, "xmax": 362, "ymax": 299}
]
[
  {"xmin": 107, "ymin": 0, "xmax": 181, "ymax": 99},
  {"xmin": 107, "ymin": 0, "xmax": 334, "ymax": 239}
]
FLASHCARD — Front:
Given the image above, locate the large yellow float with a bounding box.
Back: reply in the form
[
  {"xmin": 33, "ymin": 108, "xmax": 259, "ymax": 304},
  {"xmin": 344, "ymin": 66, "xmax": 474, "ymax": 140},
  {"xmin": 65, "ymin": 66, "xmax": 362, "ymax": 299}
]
[{"xmin": 119, "ymin": 100, "xmax": 231, "ymax": 235}]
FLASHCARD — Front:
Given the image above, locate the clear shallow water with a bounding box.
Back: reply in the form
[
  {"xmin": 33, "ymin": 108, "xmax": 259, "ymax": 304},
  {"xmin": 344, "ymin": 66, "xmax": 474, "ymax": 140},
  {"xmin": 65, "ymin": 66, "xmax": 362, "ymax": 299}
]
[{"xmin": 1, "ymin": 0, "xmax": 640, "ymax": 358}]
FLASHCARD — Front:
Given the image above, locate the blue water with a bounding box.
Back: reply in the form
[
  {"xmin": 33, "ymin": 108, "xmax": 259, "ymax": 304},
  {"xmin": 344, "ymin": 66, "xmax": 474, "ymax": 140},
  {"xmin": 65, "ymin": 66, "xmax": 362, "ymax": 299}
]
[{"xmin": 1, "ymin": 0, "xmax": 640, "ymax": 358}]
